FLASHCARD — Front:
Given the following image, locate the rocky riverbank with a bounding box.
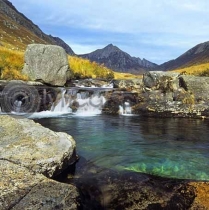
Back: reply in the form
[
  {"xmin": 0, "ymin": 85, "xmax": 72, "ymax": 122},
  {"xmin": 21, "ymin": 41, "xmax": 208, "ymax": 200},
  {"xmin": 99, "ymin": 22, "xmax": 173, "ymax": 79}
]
[
  {"xmin": 0, "ymin": 115, "xmax": 78, "ymax": 209},
  {"xmin": 2, "ymin": 70, "xmax": 209, "ymax": 119},
  {"xmin": 104, "ymin": 72, "xmax": 209, "ymax": 118}
]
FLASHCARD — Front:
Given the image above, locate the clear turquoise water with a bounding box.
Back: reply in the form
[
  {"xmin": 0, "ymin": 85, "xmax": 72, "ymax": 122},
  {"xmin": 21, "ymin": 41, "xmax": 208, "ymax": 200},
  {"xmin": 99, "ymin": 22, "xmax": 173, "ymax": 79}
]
[{"xmin": 36, "ymin": 115, "xmax": 209, "ymax": 180}]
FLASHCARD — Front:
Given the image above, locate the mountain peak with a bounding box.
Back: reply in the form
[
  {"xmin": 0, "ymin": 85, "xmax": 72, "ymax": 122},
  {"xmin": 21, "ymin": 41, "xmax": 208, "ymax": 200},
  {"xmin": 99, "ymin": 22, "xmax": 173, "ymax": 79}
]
[
  {"xmin": 101, "ymin": 44, "xmax": 121, "ymax": 56},
  {"xmin": 79, "ymin": 44, "xmax": 157, "ymax": 74},
  {"xmin": 106, "ymin": 43, "xmax": 114, "ymax": 47},
  {"xmin": 105, "ymin": 43, "xmax": 118, "ymax": 49}
]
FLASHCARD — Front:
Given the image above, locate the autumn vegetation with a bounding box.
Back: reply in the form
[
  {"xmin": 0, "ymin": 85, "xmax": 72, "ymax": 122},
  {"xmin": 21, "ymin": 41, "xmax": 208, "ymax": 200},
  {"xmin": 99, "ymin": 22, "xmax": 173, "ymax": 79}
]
[
  {"xmin": 0, "ymin": 47, "xmax": 28, "ymax": 80},
  {"xmin": 68, "ymin": 56, "xmax": 114, "ymax": 80},
  {"xmin": 0, "ymin": 46, "xmax": 115, "ymax": 81},
  {"xmin": 1, "ymin": 46, "xmax": 209, "ymax": 82},
  {"xmin": 172, "ymin": 62, "xmax": 209, "ymax": 76},
  {"xmin": 0, "ymin": 46, "xmax": 140, "ymax": 81}
]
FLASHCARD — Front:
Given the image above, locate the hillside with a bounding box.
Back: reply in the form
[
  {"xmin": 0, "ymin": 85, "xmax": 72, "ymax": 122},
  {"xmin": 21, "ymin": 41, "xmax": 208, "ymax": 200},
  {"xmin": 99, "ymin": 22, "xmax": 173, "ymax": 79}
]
[
  {"xmin": 171, "ymin": 62, "xmax": 209, "ymax": 77},
  {"xmin": 159, "ymin": 41, "xmax": 209, "ymax": 71},
  {"xmin": 0, "ymin": 46, "xmax": 117, "ymax": 81},
  {"xmin": 79, "ymin": 44, "xmax": 158, "ymax": 74},
  {"xmin": 2, "ymin": 0, "xmax": 209, "ymax": 76},
  {"xmin": 0, "ymin": 0, "xmax": 74, "ymax": 54}
]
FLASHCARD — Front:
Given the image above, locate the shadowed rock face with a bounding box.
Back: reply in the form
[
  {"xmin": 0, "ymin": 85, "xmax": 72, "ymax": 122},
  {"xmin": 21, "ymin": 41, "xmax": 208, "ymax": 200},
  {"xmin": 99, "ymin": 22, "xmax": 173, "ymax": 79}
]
[
  {"xmin": 0, "ymin": 160, "xmax": 78, "ymax": 210},
  {"xmin": 22, "ymin": 44, "xmax": 69, "ymax": 86}
]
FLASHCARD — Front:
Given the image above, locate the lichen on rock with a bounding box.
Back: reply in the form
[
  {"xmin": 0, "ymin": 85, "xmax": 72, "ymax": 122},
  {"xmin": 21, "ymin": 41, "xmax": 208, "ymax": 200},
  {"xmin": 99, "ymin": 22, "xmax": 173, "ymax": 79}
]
[{"xmin": 0, "ymin": 115, "xmax": 79, "ymax": 209}]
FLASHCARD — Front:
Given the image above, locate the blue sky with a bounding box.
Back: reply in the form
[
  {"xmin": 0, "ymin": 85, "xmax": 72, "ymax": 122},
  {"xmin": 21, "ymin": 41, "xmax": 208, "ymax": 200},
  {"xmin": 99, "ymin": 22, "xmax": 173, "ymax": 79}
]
[{"xmin": 10, "ymin": 0, "xmax": 209, "ymax": 64}]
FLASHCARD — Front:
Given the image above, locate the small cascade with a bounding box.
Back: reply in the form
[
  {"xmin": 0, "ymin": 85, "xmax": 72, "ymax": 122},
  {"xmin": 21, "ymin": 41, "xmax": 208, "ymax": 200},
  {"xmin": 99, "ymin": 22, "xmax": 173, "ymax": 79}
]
[
  {"xmin": 101, "ymin": 83, "xmax": 113, "ymax": 88},
  {"xmin": 50, "ymin": 88, "xmax": 107, "ymax": 116},
  {"xmin": 14, "ymin": 100, "xmax": 22, "ymax": 113},
  {"xmin": 119, "ymin": 102, "xmax": 132, "ymax": 115},
  {"xmin": 76, "ymin": 94, "xmax": 106, "ymax": 116},
  {"xmin": 0, "ymin": 85, "xmax": 113, "ymax": 118},
  {"xmin": 51, "ymin": 88, "xmax": 71, "ymax": 113}
]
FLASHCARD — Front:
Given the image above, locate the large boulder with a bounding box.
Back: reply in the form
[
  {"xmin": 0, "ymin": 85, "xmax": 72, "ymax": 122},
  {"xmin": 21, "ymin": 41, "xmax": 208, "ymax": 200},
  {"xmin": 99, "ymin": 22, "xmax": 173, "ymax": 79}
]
[
  {"xmin": 22, "ymin": 44, "xmax": 69, "ymax": 86},
  {"xmin": 0, "ymin": 115, "xmax": 79, "ymax": 209},
  {"xmin": 0, "ymin": 115, "xmax": 76, "ymax": 177},
  {"xmin": 180, "ymin": 75, "xmax": 209, "ymax": 101}
]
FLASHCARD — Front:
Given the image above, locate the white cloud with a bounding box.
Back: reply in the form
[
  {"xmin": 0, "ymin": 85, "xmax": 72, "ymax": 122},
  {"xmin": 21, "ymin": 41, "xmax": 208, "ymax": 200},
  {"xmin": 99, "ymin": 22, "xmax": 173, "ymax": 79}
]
[
  {"xmin": 11, "ymin": 0, "xmax": 209, "ymax": 36},
  {"xmin": 68, "ymin": 43, "xmax": 104, "ymax": 55},
  {"xmin": 9, "ymin": 0, "xmax": 209, "ymax": 64}
]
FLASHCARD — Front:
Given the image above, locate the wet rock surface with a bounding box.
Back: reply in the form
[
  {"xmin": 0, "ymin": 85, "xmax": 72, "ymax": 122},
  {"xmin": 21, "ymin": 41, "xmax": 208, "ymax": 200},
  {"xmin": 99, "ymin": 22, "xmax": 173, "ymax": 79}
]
[{"xmin": 55, "ymin": 157, "xmax": 209, "ymax": 210}]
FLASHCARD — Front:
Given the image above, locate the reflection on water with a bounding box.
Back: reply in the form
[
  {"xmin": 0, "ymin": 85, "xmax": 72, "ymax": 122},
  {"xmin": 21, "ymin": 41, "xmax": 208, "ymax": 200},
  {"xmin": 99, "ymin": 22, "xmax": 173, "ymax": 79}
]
[{"xmin": 35, "ymin": 115, "xmax": 209, "ymax": 180}]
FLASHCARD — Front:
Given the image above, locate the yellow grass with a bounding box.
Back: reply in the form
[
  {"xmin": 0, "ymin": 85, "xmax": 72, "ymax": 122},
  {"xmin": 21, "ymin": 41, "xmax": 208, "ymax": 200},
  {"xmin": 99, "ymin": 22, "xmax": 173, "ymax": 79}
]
[
  {"xmin": 172, "ymin": 63, "xmax": 209, "ymax": 76},
  {"xmin": 0, "ymin": 46, "xmax": 142, "ymax": 81},
  {"xmin": 0, "ymin": 46, "xmax": 28, "ymax": 80},
  {"xmin": 68, "ymin": 56, "xmax": 114, "ymax": 79}
]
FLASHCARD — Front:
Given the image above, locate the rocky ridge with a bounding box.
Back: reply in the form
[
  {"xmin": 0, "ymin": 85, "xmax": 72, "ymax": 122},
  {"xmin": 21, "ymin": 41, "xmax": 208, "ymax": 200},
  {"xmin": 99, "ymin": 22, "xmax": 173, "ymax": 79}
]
[
  {"xmin": 0, "ymin": 0, "xmax": 74, "ymax": 54},
  {"xmin": 158, "ymin": 41, "xmax": 209, "ymax": 71}
]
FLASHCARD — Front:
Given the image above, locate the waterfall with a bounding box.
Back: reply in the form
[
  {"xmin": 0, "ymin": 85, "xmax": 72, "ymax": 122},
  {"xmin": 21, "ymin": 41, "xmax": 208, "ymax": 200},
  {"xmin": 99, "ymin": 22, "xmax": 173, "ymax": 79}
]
[
  {"xmin": 119, "ymin": 102, "xmax": 132, "ymax": 115},
  {"xmin": 50, "ymin": 88, "xmax": 107, "ymax": 116},
  {"xmin": 14, "ymin": 100, "xmax": 22, "ymax": 113},
  {"xmin": 51, "ymin": 88, "xmax": 71, "ymax": 113},
  {"xmin": 0, "ymin": 86, "xmax": 112, "ymax": 118}
]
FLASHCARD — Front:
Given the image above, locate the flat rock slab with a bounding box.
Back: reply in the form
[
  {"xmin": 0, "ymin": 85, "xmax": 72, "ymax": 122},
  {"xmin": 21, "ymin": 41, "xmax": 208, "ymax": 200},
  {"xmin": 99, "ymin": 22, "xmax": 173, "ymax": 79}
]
[
  {"xmin": 0, "ymin": 115, "xmax": 76, "ymax": 177},
  {"xmin": 0, "ymin": 160, "xmax": 78, "ymax": 210}
]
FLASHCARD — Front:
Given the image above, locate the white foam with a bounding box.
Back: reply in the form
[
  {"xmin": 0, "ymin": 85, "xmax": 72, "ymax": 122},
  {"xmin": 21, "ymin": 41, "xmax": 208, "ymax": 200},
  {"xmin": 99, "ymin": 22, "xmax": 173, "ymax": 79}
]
[
  {"xmin": 119, "ymin": 102, "xmax": 132, "ymax": 116},
  {"xmin": 28, "ymin": 111, "xmax": 71, "ymax": 119}
]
